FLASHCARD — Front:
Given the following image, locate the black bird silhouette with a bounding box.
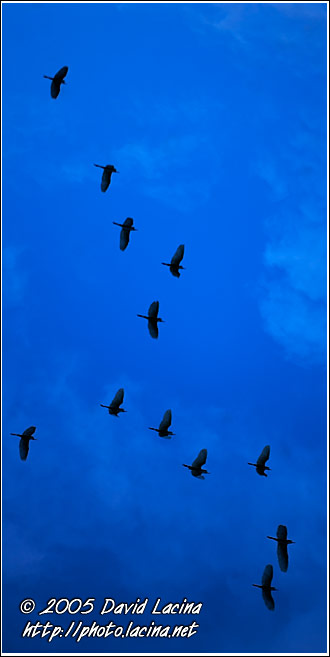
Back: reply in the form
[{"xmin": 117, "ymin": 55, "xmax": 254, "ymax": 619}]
[
  {"xmin": 94, "ymin": 164, "xmax": 119, "ymax": 192},
  {"xmin": 149, "ymin": 409, "xmax": 174, "ymax": 438},
  {"xmin": 267, "ymin": 525, "xmax": 295, "ymax": 572},
  {"xmin": 100, "ymin": 388, "xmax": 126, "ymax": 417},
  {"xmin": 113, "ymin": 217, "xmax": 137, "ymax": 251},
  {"xmin": 162, "ymin": 244, "xmax": 185, "ymax": 278},
  {"xmin": 44, "ymin": 66, "xmax": 68, "ymax": 99},
  {"xmin": 183, "ymin": 448, "xmax": 209, "ymax": 479},
  {"xmin": 137, "ymin": 301, "xmax": 164, "ymax": 339},
  {"xmin": 252, "ymin": 564, "xmax": 277, "ymax": 611},
  {"xmin": 10, "ymin": 426, "xmax": 37, "ymax": 461},
  {"xmin": 248, "ymin": 445, "xmax": 271, "ymax": 476}
]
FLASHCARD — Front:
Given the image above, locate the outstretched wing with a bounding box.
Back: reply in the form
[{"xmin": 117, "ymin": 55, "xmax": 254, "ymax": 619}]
[
  {"xmin": 148, "ymin": 301, "xmax": 159, "ymax": 319},
  {"xmin": 257, "ymin": 445, "xmax": 270, "ymax": 467},
  {"xmin": 277, "ymin": 543, "xmax": 289, "ymax": 573},
  {"xmin": 262, "ymin": 589, "xmax": 275, "ymax": 611},
  {"xmin": 111, "ymin": 388, "xmax": 124, "ymax": 409},
  {"xmin": 120, "ymin": 228, "xmax": 130, "ymax": 251},
  {"xmin": 171, "ymin": 244, "xmax": 184, "ymax": 267},
  {"xmin": 22, "ymin": 426, "xmax": 36, "ymax": 437},
  {"xmin": 191, "ymin": 448, "xmax": 207, "ymax": 469},
  {"xmin": 159, "ymin": 409, "xmax": 172, "ymax": 432},
  {"xmin": 54, "ymin": 66, "xmax": 68, "ymax": 81},
  {"xmin": 276, "ymin": 524, "xmax": 287, "ymax": 541},
  {"xmin": 262, "ymin": 564, "xmax": 273, "ymax": 587},
  {"xmin": 169, "ymin": 266, "xmax": 181, "ymax": 278},
  {"xmin": 148, "ymin": 319, "xmax": 158, "ymax": 339},
  {"xmin": 101, "ymin": 169, "xmax": 111, "ymax": 192},
  {"xmin": 19, "ymin": 437, "xmax": 29, "ymax": 461},
  {"xmin": 51, "ymin": 80, "xmax": 61, "ymax": 98}
]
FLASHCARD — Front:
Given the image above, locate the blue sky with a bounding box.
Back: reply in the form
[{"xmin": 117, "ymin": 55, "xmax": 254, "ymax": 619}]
[{"xmin": 2, "ymin": 2, "xmax": 327, "ymax": 654}]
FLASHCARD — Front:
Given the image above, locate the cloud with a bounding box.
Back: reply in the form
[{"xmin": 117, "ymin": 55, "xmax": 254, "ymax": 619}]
[
  {"xmin": 259, "ymin": 193, "xmax": 326, "ymax": 365},
  {"xmin": 2, "ymin": 245, "xmax": 27, "ymax": 307},
  {"xmin": 251, "ymin": 60, "xmax": 327, "ymax": 367},
  {"xmin": 113, "ymin": 134, "xmax": 213, "ymax": 211},
  {"xmin": 260, "ymin": 279, "xmax": 326, "ymax": 364}
]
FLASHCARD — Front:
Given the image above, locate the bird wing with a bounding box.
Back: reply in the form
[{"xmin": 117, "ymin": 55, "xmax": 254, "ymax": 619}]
[
  {"xmin": 169, "ymin": 266, "xmax": 181, "ymax": 278},
  {"xmin": 262, "ymin": 589, "xmax": 275, "ymax": 611},
  {"xmin": 101, "ymin": 169, "xmax": 111, "ymax": 192},
  {"xmin": 262, "ymin": 564, "xmax": 273, "ymax": 587},
  {"xmin": 22, "ymin": 426, "xmax": 36, "ymax": 437},
  {"xmin": 148, "ymin": 301, "xmax": 159, "ymax": 319},
  {"xmin": 54, "ymin": 66, "xmax": 68, "ymax": 81},
  {"xmin": 19, "ymin": 437, "xmax": 29, "ymax": 461},
  {"xmin": 50, "ymin": 80, "xmax": 61, "ymax": 98},
  {"xmin": 123, "ymin": 217, "xmax": 133, "ymax": 228},
  {"xmin": 111, "ymin": 388, "xmax": 124, "ymax": 408},
  {"xmin": 120, "ymin": 228, "xmax": 130, "ymax": 251},
  {"xmin": 277, "ymin": 543, "xmax": 288, "ymax": 573},
  {"xmin": 148, "ymin": 320, "xmax": 158, "ymax": 339},
  {"xmin": 159, "ymin": 409, "xmax": 172, "ymax": 432},
  {"xmin": 171, "ymin": 244, "xmax": 184, "ymax": 267},
  {"xmin": 276, "ymin": 524, "xmax": 287, "ymax": 540},
  {"xmin": 257, "ymin": 445, "xmax": 270, "ymax": 467},
  {"xmin": 191, "ymin": 449, "xmax": 207, "ymax": 469}
]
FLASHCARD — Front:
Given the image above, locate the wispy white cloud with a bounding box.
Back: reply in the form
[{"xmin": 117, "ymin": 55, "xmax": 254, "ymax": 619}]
[
  {"xmin": 258, "ymin": 179, "xmax": 326, "ymax": 365},
  {"xmin": 113, "ymin": 133, "xmax": 214, "ymax": 211},
  {"xmin": 260, "ymin": 278, "xmax": 326, "ymax": 364},
  {"xmin": 2, "ymin": 245, "xmax": 27, "ymax": 307}
]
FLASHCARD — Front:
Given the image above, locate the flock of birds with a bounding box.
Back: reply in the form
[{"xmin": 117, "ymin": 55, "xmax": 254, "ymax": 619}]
[{"xmin": 9, "ymin": 65, "xmax": 296, "ymax": 614}]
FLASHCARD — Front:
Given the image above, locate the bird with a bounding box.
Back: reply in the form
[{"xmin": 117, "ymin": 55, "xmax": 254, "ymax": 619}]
[
  {"xmin": 113, "ymin": 217, "xmax": 137, "ymax": 251},
  {"xmin": 100, "ymin": 388, "xmax": 126, "ymax": 417},
  {"xmin": 267, "ymin": 525, "xmax": 295, "ymax": 572},
  {"xmin": 162, "ymin": 244, "xmax": 185, "ymax": 278},
  {"xmin": 94, "ymin": 164, "xmax": 119, "ymax": 192},
  {"xmin": 137, "ymin": 301, "xmax": 164, "ymax": 339},
  {"xmin": 248, "ymin": 445, "xmax": 271, "ymax": 476},
  {"xmin": 252, "ymin": 564, "xmax": 277, "ymax": 611},
  {"xmin": 43, "ymin": 66, "xmax": 68, "ymax": 99},
  {"xmin": 149, "ymin": 409, "xmax": 174, "ymax": 438},
  {"xmin": 183, "ymin": 449, "xmax": 209, "ymax": 479},
  {"xmin": 10, "ymin": 426, "xmax": 37, "ymax": 461}
]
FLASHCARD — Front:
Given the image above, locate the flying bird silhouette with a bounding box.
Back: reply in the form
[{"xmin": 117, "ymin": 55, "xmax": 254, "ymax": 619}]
[
  {"xmin": 10, "ymin": 426, "xmax": 37, "ymax": 461},
  {"xmin": 162, "ymin": 244, "xmax": 185, "ymax": 278},
  {"xmin": 248, "ymin": 445, "xmax": 271, "ymax": 476},
  {"xmin": 113, "ymin": 217, "xmax": 137, "ymax": 251},
  {"xmin": 94, "ymin": 164, "xmax": 119, "ymax": 192},
  {"xmin": 183, "ymin": 448, "xmax": 209, "ymax": 479},
  {"xmin": 267, "ymin": 525, "xmax": 295, "ymax": 572},
  {"xmin": 137, "ymin": 301, "xmax": 164, "ymax": 339},
  {"xmin": 149, "ymin": 409, "xmax": 174, "ymax": 438},
  {"xmin": 43, "ymin": 66, "xmax": 68, "ymax": 99},
  {"xmin": 252, "ymin": 564, "xmax": 277, "ymax": 611},
  {"xmin": 100, "ymin": 388, "xmax": 126, "ymax": 417}
]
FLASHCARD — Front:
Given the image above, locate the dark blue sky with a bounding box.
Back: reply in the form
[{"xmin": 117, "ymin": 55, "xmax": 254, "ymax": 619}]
[{"xmin": 2, "ymin": 2, "xmax": 327, "ymax": 654}]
